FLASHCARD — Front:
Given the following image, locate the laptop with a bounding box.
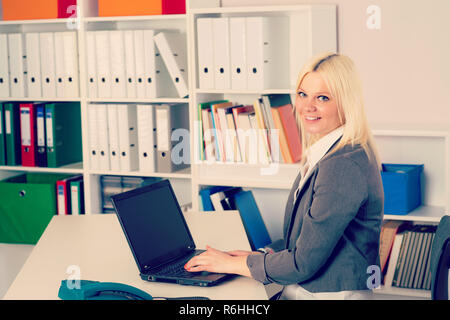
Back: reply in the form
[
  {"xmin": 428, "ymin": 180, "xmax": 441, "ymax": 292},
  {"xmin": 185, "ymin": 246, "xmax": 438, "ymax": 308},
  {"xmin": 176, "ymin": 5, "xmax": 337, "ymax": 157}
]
[{"xmin": 111, "ymin": 179, "xmax": 233, "ymax": 287}]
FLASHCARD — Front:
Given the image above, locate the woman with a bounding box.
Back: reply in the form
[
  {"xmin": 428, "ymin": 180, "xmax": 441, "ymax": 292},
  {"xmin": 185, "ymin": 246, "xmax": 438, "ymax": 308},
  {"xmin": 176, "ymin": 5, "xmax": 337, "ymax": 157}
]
[{"xmin": 185, "ymin": 52, "xmax": 384, "ymax": 300}]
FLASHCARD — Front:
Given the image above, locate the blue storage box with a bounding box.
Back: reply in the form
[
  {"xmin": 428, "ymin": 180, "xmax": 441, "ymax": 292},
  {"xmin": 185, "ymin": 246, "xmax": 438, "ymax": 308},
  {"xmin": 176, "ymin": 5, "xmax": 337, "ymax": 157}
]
[{"xmin": 380, "ymin": 163, "xmax": 424, "ymax": 215}]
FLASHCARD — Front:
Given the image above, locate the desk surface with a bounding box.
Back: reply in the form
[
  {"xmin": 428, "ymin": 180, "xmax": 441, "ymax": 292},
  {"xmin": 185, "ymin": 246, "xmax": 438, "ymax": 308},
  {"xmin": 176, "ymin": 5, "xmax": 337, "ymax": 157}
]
[{"xmin": 4, "ymin": 211, "xmax": 268, "ymax": 300}]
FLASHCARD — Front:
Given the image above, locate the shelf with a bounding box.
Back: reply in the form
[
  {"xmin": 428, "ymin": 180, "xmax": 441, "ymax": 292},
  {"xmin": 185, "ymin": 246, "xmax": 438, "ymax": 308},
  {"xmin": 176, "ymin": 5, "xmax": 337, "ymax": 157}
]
[
  {"xmin": 0, "ymin": 18, "xmax": 72, "ymax": 26},
  {"xmin": 86, "ymin": 97, "xmax": 189, "ymax": 104},
  {"xmin": 0, "ymin": 162, "xmax": 84, "ymax": 174},
  {"xmin": 196, "ymin": 162, "xmax": 300, "ymax": 189},
  {"xmin": 194, "ymin": 89, "xmax": 295, "ymax": 95},
  {"xmin": 88, "ymin": 167, "xmax": 192, "ymax": 179},
  {"xmin": 384, "ymin": 206, "xmax": 446, "ymax": 223},
  {"xmin": 84, "ymin": 14, "xmax": 186, "ymax": 23},
  {"xmin": 0, "ymin": 97, "xmax": 81, "ymax": 102},
  {"xmin": 190, "ymin": 4, "xmax": 329, "ymax": 15},
  {"xmin": 373, "ymin": 285, "xmax": 431, "ymax": 299}
]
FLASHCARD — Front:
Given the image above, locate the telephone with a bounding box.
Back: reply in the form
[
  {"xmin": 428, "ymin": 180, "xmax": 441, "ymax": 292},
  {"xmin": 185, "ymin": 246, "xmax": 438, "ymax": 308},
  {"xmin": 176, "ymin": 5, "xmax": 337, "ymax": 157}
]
[
  {"xmin": 58, "ymin": 280, "xmax": 153, "ymax": 300},
  {"xmin": 58, "ymin": 280, "xmax": 210, "ymax": 300}
]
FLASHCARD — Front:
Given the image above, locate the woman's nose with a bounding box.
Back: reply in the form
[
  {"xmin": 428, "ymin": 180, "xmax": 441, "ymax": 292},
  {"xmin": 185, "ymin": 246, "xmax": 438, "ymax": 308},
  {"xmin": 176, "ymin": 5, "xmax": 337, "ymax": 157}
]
[{"xmin": 300, "ymin": 98, "xmax": 317, "ymax": 112}]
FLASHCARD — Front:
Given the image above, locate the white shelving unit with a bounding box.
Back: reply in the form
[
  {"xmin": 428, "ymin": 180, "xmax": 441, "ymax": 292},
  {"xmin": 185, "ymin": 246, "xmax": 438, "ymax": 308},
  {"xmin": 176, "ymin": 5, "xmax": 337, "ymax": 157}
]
[{"xmin": 0, "ymin": 0, "xmax": 448, "ymax": 299}]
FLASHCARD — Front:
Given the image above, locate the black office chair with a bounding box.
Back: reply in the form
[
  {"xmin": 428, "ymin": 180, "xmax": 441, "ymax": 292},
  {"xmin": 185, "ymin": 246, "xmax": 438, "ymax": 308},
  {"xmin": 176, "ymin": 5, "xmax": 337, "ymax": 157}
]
[{"xmin": 430, "ymin": 215, "xmax": 450, "ymax": 300}]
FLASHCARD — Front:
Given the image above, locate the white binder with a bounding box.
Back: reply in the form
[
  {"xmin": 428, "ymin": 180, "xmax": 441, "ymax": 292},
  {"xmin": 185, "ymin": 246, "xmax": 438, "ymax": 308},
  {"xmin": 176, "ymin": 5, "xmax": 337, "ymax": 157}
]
[
  {"xmin": 117, "ymin": 104, "xmax": 139, "ymax": 172},
  {"xmin": 86, "ymin": 31, "xmax": 98, "ymax": 98},
  {"xmin": 137, "ymin": 104, "xmax": 156, "ymax": 173},
  {"xmin": 96, "ymin": 104, "xmax": 110, "ymax": 171},
  {"xmin": 87, "ymin": 104, "xmax": 99, "ymax": 171},
  {"xmin": 143, "ymin": 30, "xmax": 174, "ymax": 98},
  {"xmin": 39, "ymin": 32, "xmax": 56, "ymax": 98},
  {"xmin": 25, "ymin": 33, "xmax": 42, "ymax": 98},
  {"xmin": 196, "ymin": 18, "xmax": 215, "ymax": 89},
  {"xmin": 62, "ymin": 31, "xmax": 80, "ymax": 97},
  {"xmin": 245, "ymin": 17, "xmax": 282, "ymax": 90},
  {"xmin": 8, "ymin": 33, "xmax": 27, "ymax": 97},
  {"xmin": 154, "ymin": 32, "xmax": 189, "ymax": 98},
  {"xmin": 133, "ymin": 30, "xmax": 146, "ymax": 98},
  {"xmin": 108, "ymin": 30, "xmax": 127, "ymax": 98},
  {"xmin": 95, "ymin": 31, "xmax": 112, "ymax": 98},
  {"xmin": 212, "ymin": 17, "xmax": 231, "ymax": 90},
  {"xmin": 0, "ymin": 34, "xmax": 9, "ymax": 97},
  {"xmin": 229, "ymin": 17, "xmax": 247, "ymax": 90},
  {"xmin": 107, "ymin": 104, "xmax": 121, "ymax": 171},
  {"xmin": 54, "ymin": 32, "xmax": 66, "ymax": 97},
  {"xmin": 124, "ymin": 30, "xmax": 137, "ymax": 99}
]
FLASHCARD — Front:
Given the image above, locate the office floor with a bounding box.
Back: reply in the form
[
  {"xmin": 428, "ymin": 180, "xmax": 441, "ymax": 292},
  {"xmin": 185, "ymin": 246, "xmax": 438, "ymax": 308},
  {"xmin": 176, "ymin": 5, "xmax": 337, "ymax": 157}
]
[{"xmin": 0, "ymin": 243, "xmax": 34, "ymax": 299}]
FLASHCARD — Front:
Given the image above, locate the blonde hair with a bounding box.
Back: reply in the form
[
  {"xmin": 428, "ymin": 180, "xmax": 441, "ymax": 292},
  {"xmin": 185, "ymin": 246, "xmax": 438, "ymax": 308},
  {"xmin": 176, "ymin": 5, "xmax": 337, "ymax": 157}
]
[{"xmin": 295, "ymin": 52, "xmax": 381, "ymax": 168}]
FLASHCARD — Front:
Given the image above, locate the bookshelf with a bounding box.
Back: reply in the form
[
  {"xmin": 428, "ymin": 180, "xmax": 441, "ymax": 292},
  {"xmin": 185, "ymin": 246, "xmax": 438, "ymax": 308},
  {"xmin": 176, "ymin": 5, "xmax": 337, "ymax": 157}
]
[{"xmin": 0, "ymin": 0, "xmax": 448, "ymax": 299}]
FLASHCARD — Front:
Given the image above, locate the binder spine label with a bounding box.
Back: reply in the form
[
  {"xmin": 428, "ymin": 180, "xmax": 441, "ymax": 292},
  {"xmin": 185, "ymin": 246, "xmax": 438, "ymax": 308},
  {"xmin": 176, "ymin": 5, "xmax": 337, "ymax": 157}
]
[{"xmin": 20, "ymin": 108, "xmax": 31, "ymax": 146}]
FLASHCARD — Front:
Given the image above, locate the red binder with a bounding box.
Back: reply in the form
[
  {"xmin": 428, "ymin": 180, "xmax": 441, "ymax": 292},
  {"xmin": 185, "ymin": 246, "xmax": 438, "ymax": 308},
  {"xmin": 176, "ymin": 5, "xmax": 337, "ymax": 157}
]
[
  {"xmin": 19, "ymin": 103, "xmax": 38, "ymax": 167},
  {"xmin": 162, "ymin": 0, "xmax": 186, "ymax": 14}
]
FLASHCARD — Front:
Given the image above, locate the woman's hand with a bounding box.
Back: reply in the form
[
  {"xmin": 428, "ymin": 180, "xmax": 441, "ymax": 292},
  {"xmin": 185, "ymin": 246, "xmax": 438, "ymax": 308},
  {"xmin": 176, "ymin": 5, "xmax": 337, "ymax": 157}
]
[{"xmin": 184, "ymin": 246, "xmax": 255, "ymax": 277}]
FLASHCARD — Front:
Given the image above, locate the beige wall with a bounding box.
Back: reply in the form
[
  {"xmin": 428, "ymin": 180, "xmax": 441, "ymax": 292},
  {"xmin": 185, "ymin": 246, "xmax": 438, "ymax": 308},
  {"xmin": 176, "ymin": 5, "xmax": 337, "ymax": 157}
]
[{"xmin": 223, "ymin": 0, "xmax": 450, "ymax": 126}]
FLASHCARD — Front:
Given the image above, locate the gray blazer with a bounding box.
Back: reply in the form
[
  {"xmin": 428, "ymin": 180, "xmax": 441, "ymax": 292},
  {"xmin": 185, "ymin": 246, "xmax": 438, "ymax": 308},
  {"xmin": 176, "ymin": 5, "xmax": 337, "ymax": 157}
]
[{"xmin": 247, "ymin": 142, "xmax": 384, "ymax": 293}]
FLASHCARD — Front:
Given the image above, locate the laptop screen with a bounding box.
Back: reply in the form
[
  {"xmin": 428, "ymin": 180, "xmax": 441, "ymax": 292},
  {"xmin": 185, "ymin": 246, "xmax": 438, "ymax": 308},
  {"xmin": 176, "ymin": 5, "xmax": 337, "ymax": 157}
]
[{"xmin": 112, "ymin": 180, "xmax": 195, "ymax": 272}]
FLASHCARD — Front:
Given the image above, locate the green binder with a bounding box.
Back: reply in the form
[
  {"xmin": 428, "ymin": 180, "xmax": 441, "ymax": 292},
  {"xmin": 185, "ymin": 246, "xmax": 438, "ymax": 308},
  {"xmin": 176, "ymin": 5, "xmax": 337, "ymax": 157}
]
[
  {"xmin": 0, "ymin": 172, "xmax": 72, "ymax": 244},
  {"xmin": 45, "ymin": 102, "xmax": 82, "ymax": 168},
  {"xmin": 3, "ymin": 103, "xmax": 22, "ymax": 166},
  {"xmin": 0, "ymin": 103, "xmax": 6, "ymax": 165}
]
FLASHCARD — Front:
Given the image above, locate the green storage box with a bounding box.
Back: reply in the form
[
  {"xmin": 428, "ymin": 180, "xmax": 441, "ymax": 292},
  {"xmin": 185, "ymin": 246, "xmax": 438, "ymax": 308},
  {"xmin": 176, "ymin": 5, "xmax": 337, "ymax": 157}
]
[{"xmin": 0, "ymin": 173, "xmax": 72, "ymax": 244}]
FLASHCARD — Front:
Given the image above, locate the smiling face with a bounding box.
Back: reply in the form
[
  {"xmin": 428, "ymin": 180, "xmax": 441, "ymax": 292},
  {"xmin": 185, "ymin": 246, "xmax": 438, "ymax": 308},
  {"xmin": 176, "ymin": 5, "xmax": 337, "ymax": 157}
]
[{"xmin": 295, "ymin": 71, "xmax": 343, "ymax": 139}]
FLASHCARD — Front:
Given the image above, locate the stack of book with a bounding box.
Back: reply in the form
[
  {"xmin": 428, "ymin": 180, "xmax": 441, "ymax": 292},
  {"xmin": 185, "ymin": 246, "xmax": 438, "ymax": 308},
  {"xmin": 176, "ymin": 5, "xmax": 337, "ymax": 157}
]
[
  {"xmin": 199, "ymin": 185, "xmax": 271, "ymax": 250},
  {"xmin": 100, "ymin": 176, "xmax": 161, "ymax": 213},
  {"xmin": 198, "ymin": 94, "xmax": 302, "ymax": 165},
  {"xmin": 0, "ymin": 102, "xmax": 82, "ymax": 168},
  {"xmin": 381, "ymin": 222, "xmax": 437, "ymax": 290}
]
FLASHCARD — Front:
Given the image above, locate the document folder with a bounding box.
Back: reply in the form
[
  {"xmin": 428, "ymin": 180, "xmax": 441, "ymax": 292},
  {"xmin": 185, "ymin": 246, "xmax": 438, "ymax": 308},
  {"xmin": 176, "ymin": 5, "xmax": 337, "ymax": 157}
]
[
  {"xmin": 88, "ymin": 104, "xmax": 99, "ymax": 171},
  {"xmin": 154, "ymin": 32, "xmax": 189, "ymax": 98},
  {"xmin": 45, "ymin": 102, "xmax": 82, "ymax": 168},
  {"xmin": 212, "ymin": 18, "xmax": 231, "ymax": 90},
  {"xmin": 196, "ymin": 18, "xmax": 215, "ymax": 89},
  {"xmin": 229, "ymin": 17, "xmax": 247, "ymax": 90},
  {"xmin": 117, "ymin": 104, "xmax": 139, "ymax": 172},
  {"xmin": 133, "ymin": 30, "xmax": 147, "ymax": 98},
  {"xmin": 96, "ymin": 103, "xmax": 110, "ymax": 171},
  {"xmin": 36, "ymin": 104, "xmax": 47, "ymax": 167},
  {"xmin": 86, "ymin": 32, "xmax": 98, "ymax": 98},
  {"xmin": 20, "ymin": 103, "xmax": 38, "ymax": 167},
  {"xmin": 137, "ymin": 104, "xmax": 157, "ymax": 173},
  {"xmin": 0, "ymin": 34, "xmax": 10, "ymax": 97},
  {"xmin": 56, "ymin": 174, "xmax": 83, "ymax": 215},
  {"xmin": 95, "ymin": 31, "xmax": 112, "ymax": 98},
  {"xmin": 124, "ymin": 30, "xmax": 137, "ymax": 99},
  {"xmin": 70, "ymin": 178, "xmax": 85, "ymax": 215},
  {"xmin": 0, "ymin": 104, "xmax": 6, "ymax": 165},
  {"xmin": 4, "ymin": 103, "xmax": 22, "ymax": 166},
  {"xmin": 8, "ymin": 33, "xmax": 27, "ymax": 97},
  {"xmin": 155, "ymin": 104, "xmax": 189, "ymax": 173},
  {"xmin": 40, "ymin": 32, "xmax": 57, "ymax": 98},
  {"xmin": 107, "ymin": 104, "xmax": 121, "ymax": 171},
  {"xmin": 109, "ymin": 31, "xmax": 127, "ymax": 98},
  {"xmin": 25, "ymin": 33, "xmax": 42, "ymax": 98}
]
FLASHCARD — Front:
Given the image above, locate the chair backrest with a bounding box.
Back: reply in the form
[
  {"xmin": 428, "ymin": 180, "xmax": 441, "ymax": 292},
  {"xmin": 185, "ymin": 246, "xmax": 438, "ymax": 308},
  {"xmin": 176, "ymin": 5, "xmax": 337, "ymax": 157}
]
[{"xmin": 431, "ymin": 215, "xmax": 450, "ymax": 300}]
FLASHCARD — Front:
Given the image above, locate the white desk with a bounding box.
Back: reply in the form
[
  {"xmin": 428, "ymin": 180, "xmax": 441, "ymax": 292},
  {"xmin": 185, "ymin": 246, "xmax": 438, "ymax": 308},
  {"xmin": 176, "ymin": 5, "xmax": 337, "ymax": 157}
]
[{"xmin": 3, "ymin": 211, "xmax": 268, "ymax": 300}]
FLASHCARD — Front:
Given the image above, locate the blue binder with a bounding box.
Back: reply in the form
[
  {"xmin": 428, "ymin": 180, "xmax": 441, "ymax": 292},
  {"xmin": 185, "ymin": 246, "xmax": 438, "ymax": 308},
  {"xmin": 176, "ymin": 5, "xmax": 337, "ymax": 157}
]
[{"xmin": 233, "ymin": 190, "xmax": 271, "ymax": 250}]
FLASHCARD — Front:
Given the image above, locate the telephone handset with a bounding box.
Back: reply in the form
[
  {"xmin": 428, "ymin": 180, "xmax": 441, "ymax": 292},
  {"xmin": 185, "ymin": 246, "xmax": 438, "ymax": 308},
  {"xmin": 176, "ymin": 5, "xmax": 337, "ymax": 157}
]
[
  {"xmin": 58, "ymin": 280, "xmax": 210, "ymax": 300},
  {"xmin": 58, "ymin": 280, "xmax": 153, "ymax": 300}
]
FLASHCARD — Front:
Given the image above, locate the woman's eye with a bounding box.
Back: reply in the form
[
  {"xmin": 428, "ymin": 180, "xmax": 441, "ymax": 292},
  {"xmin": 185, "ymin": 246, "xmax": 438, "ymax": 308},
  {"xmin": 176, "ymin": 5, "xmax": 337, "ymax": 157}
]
[
  {"xmin": 318, "ymin": 95, "xmax": 329, "ymax": 102},
  {"xmin": 298, "ymin": 91, "xmax": 306, "ymax": 98}
]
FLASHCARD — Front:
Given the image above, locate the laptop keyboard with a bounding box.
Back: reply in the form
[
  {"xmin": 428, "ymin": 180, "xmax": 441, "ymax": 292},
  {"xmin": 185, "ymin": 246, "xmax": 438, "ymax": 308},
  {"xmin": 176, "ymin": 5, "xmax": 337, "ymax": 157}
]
[{"xmin": 153, "ymin": 255, "xmax": 202, "ymax": 277}]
